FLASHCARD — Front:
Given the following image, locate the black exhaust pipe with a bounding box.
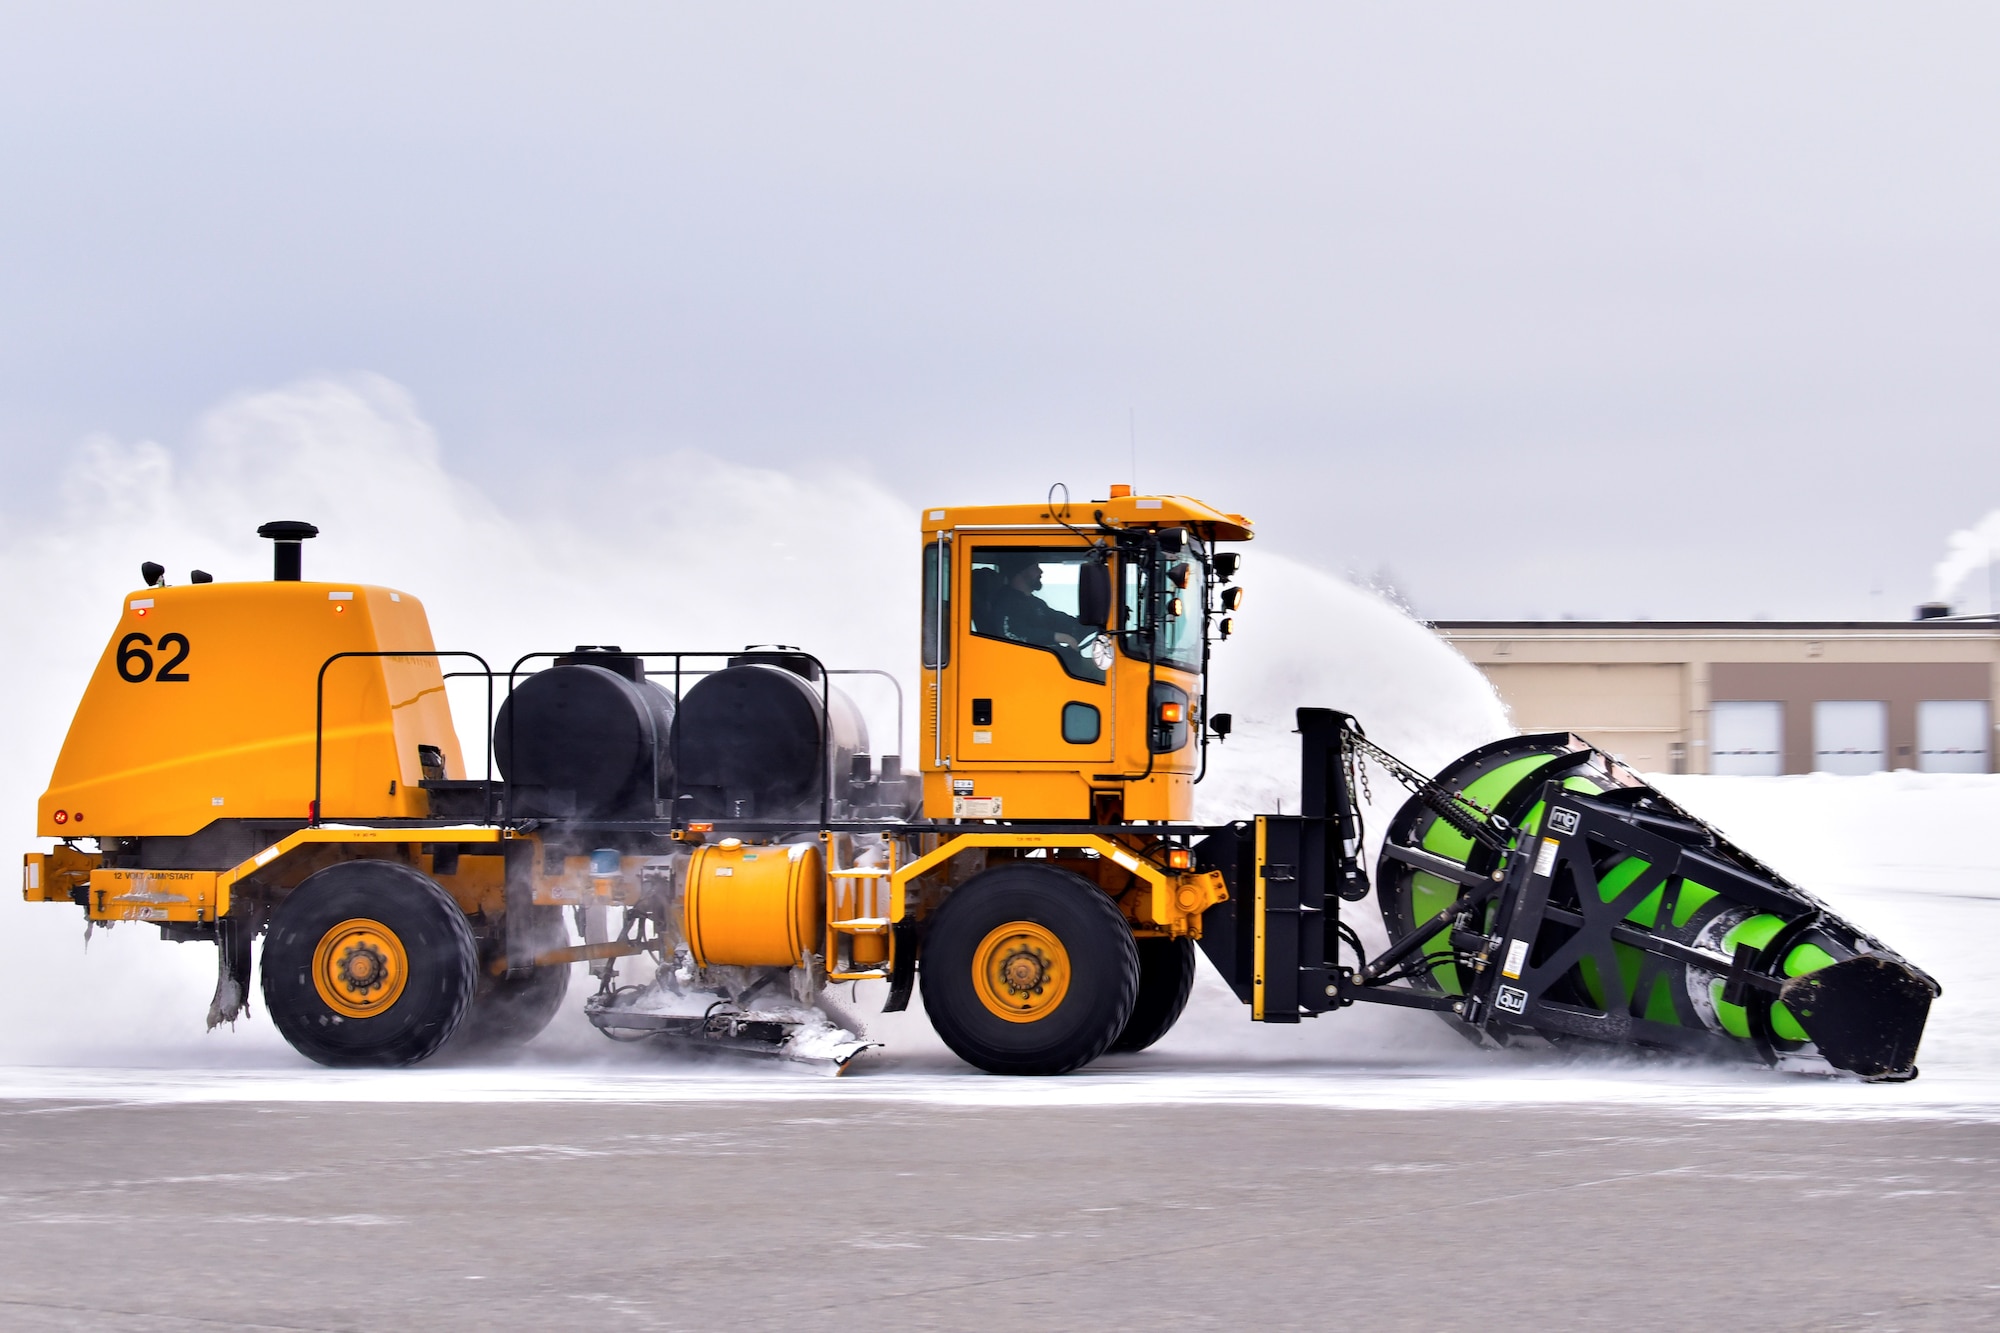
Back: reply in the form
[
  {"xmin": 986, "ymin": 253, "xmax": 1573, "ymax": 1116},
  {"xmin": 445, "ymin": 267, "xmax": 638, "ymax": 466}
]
[{"xmin": 257, "ymin": 520, "xmax": 319, "ymax": 581}]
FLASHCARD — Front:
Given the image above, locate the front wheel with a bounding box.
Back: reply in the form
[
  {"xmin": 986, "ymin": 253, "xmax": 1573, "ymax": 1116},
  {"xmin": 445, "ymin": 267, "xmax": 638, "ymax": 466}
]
[
  {"xmin": 261, "ymin": 860, "xmax": 477, "ymax": 1067},
  {"xmin": 920, "ymin": 863, "xmax": 1139, "ymax": 1075}
]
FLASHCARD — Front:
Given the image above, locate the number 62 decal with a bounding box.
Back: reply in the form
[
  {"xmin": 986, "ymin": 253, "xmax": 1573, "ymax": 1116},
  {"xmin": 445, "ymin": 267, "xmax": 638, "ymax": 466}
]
[{"xmin": 117, "ymin": 632, "xmax": 191, "ymax": 683}]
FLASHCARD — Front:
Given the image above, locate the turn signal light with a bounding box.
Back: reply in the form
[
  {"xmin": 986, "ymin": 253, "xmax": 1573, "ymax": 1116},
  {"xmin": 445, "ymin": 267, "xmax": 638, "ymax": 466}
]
[
  {"xmin": 1167, "ymin": 848, "xmax": 1192, "ymax": 870},
  {"xmin": 687, "ymin": 821, "xmax": 714, "ymax": 833},
  {"xmin": 1159, "ymin": 702, "xmax": 1184, "ymax": 723}
]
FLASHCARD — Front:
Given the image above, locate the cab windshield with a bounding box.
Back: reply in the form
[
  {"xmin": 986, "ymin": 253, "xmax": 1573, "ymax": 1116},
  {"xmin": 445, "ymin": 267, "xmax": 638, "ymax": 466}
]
[{"xmin": 1121, "ymin": 533, "xmax": 1204, "ymax": 672}]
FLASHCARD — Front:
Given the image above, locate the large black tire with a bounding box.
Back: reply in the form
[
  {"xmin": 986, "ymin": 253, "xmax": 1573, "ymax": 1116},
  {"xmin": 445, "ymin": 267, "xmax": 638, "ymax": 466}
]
[
  {"xmin": 1108, "ymin": 936, "xmax": 1197, "ymax": 1054},
  {"xmin": 920, "ymin": 863, "xmax": 1139, "ymax": 1075},
  {"xmin": 261, "ymin": 860, "xmax": 477, "ymax": 1067},
  {"xmin": 447, "ymin": 905, "xmax": 572, "ymax": 1052}
]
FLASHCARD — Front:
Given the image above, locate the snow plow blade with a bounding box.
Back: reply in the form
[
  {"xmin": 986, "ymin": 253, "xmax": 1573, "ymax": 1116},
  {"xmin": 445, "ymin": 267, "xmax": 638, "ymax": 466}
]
[
  {"xmin": 1200, "ymin": 715, "xmax": 1940, "ymax": 1082},
  {"xmin": 584, "ymin": 990, "xmax": 879, "ymax": 1073},
  {"xmin": 1363, "ymin": 730, "xmax": 1941, "ymax": 1080},
  {"xmin": 1781, "ymin": 955, "xmax": 1936, "ymax": 1081}
]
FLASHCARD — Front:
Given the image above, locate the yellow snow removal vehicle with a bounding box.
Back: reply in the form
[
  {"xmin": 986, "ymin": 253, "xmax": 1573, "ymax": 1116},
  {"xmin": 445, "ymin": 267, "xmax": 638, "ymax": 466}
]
[{"xmin": 24, "ymin": 496, "xmax": 1938, "ymax": 1077}]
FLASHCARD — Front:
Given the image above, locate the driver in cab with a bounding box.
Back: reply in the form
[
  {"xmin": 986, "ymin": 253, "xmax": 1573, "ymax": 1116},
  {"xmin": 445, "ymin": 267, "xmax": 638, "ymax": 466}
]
[{"xmin": 991, "ymin": 555, "xmax": 1086, "ymax": 650}]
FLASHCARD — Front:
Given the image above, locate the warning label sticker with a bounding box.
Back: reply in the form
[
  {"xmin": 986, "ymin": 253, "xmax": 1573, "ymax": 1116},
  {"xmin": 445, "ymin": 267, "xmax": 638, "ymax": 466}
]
[
  {"xmin": 952, "ymin": 778, "xmax": 975, "ymax": 794},
  {"xmin": 1501, "ymin": 938, "xmax": 1530, "ymax": 979},
  {"xmin": 1495, "ymin": 985, "xmax": 1529, "ymax": 1015},
  {"xmin": 954, "ymin": 796, "xmax": 1003, "ymax": 819},
  {"xmin": 1533, "ymin": 837, "xmax": 1561, "ymax": 878}
]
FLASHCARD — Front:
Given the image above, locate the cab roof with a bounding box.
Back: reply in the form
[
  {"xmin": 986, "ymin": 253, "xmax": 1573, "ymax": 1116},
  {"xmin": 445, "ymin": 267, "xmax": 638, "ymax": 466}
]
[{"xmin": 920, "ymin": 491, "xmax": 1254, "ymax": 543}]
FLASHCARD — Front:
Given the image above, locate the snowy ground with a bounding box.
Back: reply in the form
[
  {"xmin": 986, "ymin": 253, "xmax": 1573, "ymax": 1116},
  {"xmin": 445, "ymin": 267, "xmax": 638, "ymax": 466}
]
[{"xmin": 4, "ymin": 772, "xmax": 1995, "ymax": 1122}]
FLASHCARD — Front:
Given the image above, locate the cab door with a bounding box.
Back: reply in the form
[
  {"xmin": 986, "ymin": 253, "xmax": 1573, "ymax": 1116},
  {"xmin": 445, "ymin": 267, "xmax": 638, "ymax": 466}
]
[{"xmin": 952, "ymin": 542, "xmax": 1115, "ymax": 766}]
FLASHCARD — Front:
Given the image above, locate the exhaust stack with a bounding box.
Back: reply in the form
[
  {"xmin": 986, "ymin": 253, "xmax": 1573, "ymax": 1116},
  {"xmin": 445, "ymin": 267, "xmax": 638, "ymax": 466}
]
[{"xmin": 256, "ymin": 520, "xmax": 319, "ymax": 581}]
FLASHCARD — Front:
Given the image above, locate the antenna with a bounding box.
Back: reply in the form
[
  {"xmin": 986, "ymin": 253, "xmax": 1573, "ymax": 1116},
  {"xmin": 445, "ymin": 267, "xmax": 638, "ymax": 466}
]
[{"xmin": 1128, "ymin": 407, "xmax": 1136, "ymax": 492}]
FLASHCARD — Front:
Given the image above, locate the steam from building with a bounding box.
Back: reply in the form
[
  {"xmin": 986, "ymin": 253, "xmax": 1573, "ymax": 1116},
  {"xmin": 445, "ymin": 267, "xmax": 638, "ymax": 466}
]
[{"xmin": 1932, "ymin": 508, "xmax": 2000, "ymax": 614}]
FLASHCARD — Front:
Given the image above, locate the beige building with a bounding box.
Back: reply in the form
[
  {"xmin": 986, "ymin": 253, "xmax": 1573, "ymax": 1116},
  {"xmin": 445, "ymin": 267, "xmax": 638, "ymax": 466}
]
[{"xmin": 1435, "ymin": 618, "xmax": 2000, "ymax": 775}]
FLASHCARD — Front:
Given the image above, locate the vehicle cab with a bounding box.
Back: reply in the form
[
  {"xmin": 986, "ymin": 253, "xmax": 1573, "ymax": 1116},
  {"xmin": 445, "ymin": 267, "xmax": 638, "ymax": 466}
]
[{"xmin": 918, "ymin": 487, "xmax": 1253, "ymax": 823}]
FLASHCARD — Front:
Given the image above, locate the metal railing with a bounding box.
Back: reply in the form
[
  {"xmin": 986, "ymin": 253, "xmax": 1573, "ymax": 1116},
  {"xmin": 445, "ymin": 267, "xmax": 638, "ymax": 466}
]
[
  {"xmin": 312, "ymin": 650, "xmax": 494, "ymax": 826},
  {"xmin": 312, "ymin": 645, "xmax": 914, "ymax": 832}
]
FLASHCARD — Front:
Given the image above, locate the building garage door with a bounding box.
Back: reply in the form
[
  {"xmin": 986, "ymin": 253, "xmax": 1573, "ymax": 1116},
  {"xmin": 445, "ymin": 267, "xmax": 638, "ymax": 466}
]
[
  {"xmin": 1814, "ymin": 700, "xmax": 1887, "ymax": 775},
  {"xmin": 1918, "ymin": 699, "xmax": 1990, "ymax": 773},
  {"xmin": 1711, "ymin": 701, "xmax": 1783, "ymax": 776}
]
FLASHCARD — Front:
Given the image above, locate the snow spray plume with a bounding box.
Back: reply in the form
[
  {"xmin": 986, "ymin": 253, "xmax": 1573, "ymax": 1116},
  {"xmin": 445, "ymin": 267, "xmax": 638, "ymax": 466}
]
[
  {"xmin": 1932, "ymin": 508, "xmax": 2000, "ymax": 613},
  {"xmin": 0, "ymin": 374, "xmax": 1510, "ymax": 1065}
]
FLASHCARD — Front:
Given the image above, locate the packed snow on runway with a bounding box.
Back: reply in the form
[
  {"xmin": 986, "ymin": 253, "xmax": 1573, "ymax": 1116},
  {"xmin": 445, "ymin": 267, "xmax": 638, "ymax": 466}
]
[{"xmin": 2, "ymin": 382, "xmax": 1994, "ymax": 1120}]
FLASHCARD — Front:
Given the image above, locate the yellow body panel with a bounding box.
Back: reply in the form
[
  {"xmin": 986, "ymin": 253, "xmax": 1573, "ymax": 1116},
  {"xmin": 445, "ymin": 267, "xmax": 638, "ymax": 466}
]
[
  {"xmin": 888, "ymin": 833, "xmax": 1226, "ymax": 938},
  {"xmin": 22, "ymin": 845, "xmax": 97, "ymax": 905},
  {"xmin": 111, "ymin": 826, "xmax": 507, "ymax": 922},
  {"xmin": 38, "ymin": 580, "xmax": 465, "ymax": 837},
  {"xmin": 922, "ymin": 768, "xmax": 1099, "ymax": 823},
  {"xmin": 34, "ymin": 826, "xmax": 506, "ymax": 923},
  {"xmin": 85, "ymin": 867, "xmax": 219, "ymax": 923}
]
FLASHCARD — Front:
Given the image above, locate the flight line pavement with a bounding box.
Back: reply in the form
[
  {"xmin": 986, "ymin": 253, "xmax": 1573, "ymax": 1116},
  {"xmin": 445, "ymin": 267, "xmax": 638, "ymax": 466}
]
[{"xmin": 0, "ymin": 1096, "xmax": 1994, "ymax": 1332}]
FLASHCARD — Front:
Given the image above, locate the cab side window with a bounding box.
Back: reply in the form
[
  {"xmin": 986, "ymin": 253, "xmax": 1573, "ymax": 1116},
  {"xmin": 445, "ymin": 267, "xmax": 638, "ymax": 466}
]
[
  {"xmin": 922, "ymin": 540, "xmax": 950, "ymax": 668},
  {"xmin": 968, "ymin": 547, "xmax": 1107, "ymax": 685}
]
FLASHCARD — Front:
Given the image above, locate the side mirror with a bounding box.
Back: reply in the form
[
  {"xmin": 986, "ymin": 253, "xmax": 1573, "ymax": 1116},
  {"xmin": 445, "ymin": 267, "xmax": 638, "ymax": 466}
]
[
  {"xmin": 1078, "ymin": 559, "xmax": 1113, "ymax": 629},
  {"xmin": 1209, "ymin": 712, "xmax": 1233, "ymax": 741},
  {"xmin": 1213, "ymin": 552, "xmax": 1239, "ymax": 582}
]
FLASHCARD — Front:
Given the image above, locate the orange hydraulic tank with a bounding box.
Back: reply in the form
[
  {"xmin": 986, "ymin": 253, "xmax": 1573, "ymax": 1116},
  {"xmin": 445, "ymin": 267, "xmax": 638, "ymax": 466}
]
[{"xmin": 683, "ymin": 838, "xmax": 825, "ymax": 969}]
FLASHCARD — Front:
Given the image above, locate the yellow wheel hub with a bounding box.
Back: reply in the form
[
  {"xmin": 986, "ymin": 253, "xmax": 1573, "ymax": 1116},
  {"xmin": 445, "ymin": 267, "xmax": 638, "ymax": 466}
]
[
  {"xmin": 972, "ymin": 921, "xmax": 1070, "ymax": 1023},
  {"xmin": 311, "ymin": 918, "xmax": 409, "ymax": 1019}
]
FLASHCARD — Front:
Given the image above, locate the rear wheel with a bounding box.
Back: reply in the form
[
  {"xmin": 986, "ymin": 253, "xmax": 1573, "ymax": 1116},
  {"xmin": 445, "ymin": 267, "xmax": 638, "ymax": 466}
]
[
  {"xmin": 921, "ymin": 863, "xmax": 1139, "ymax": 1075},
  {"xmin": 262, "ymin": 860, "xmax": 477, "ymax": 1067},
  {"xmin": 1108, "ymin": 936, "xmax": 1197, "ymax": 1053},
  {"xmin": 448, "ymin": 905, "xmax": 572, "ymax": 1051}
]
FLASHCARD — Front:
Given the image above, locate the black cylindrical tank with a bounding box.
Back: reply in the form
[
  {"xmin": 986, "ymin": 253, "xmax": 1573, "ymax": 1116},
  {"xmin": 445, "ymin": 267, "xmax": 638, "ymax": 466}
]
[
  {"xmin": 494, "ymin": 653, "xmax": 676, "ymax": 820},
  {"xmin": 670, "ymin": 657, "xmax": 868, "ymax": 819}
]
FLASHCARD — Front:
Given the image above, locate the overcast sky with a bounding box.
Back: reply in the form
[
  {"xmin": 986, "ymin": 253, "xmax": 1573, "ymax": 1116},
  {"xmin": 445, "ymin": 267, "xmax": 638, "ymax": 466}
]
[{"xmin": 3, "ymin": 3, "xmax": 1996, "ymax": 619}]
